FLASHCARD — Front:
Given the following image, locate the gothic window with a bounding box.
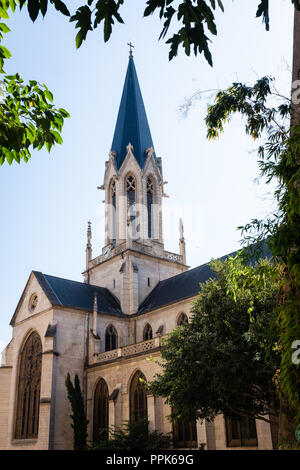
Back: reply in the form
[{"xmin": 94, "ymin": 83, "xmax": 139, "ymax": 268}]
[
  {"xmin": 146, "ymin": 177, "xmax": 154, "ymax": 239},
  {"xmin": 173, "ymin": 419, "xmax": 197, "ymax": 449},
  {"xmin": 177, "ymin": 313, "xmax": 188, "ymax": 326},
  {"xmin": 105, "ymin": 325, "xmax": 118, "ymax": 351},
  {"xmin": 15, "ymin": 331, "xmax": 42, "ymax": 439},
  {"xmin": 126, "ymin": 175, "xmax": 137, "ymax": 238},
  {"xmin": 93, "ymin": 378, "xmax": 109, "ymax": 442},
  {"xmin": 225, "ymin": 415, "xmax": 257, "ymax": 447},
  {"xmin": 130, "ymin": 371, "xmax": 147, "ymax": 424},
  {"xmin": 143, "ymin": 323, "xmax": 153, "ymax": 341},
  {"xmin": 110, "ymin": 179, "xmax": 116, "ymax": 241}
]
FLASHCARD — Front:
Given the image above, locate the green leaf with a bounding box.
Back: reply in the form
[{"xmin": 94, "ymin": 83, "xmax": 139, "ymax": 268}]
[
  {"xmin": 0, "ymin": 22, "xmax": 10, "ymax": 33},
  {"xmin": 70, "ymin": 5, "xmax": 92, "ymax": 48},
  {"xmin": 58, "ymin": 107, "xmax": 70, "ymax": 118},
  {"xmin": 217, "ymin": 0, "xmax": 224, "ymax": 12},
  {"xmin": 45, "ymin": 141, "xmax": 51, "ymax": 152},
  {"xmin": 0, "ymin": 6, "xmax": 10, "ymax": 18},
  {"xmin": 6, "ymin": 151, "xmax": 13, "ymax": 165},
  {"xmin": 9, "ymin": 0, "xmax": 16, "ymax": 13},
  {"xmin": 50, "ymin": 0, "xmax": 70, "ymax": 16},
  {"xmin": 26, "ymin": 125, "xmax": 36, "ymax": 143},
  {"xmin": 27, "ymin": 0, "xmax": 40, "ymax": 22},
  {"xmin": 0, "ymin": 45, "xmax": 12, "ymax": 58},
  {"xmin": 44, "ymin": 89, "xmax": 53, "ymax": 102},
  {"xmin": 40, "ymin": 0, "xmax": 48, "ymax": 16}
]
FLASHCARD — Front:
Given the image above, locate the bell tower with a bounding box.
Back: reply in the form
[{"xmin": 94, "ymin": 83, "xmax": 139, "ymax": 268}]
[{"xmin": 83, "ymin": 50, "xmax": 188, "ymax": 314}]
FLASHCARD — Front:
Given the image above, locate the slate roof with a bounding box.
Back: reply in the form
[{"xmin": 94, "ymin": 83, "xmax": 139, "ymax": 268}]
[
  {"xmin": 33, "ymin": 271, "xmax": 124, "ymax": 316},
  {"xmin": 10, "ymin": 243, "xmax": 270, "ymax": 325},
  {"xmin": 138, "ymin": 263, "xmax": 215, "ymax": 314},
  {"xmin": 138, "ymin": 243, "xmax": 272, "ymax": 314},
  {"xmin": 111, "ymin": 57, "xmax": 158, "ymax": 170}
]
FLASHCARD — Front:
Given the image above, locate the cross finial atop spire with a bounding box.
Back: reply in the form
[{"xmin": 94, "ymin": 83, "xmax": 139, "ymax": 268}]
[{"xmin": 127, "ymin": 42, "xmax": 134, "ymax": 58}]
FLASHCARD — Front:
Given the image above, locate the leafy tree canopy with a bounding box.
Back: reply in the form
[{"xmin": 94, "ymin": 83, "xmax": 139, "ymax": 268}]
[
  {"xmin": 204, "ymin": 76, "xmax": 300, "ymax": 422},
  {"xmin": 149, "ymin": 255, "xmax": 280, "ymax": 424},
  {"xmin": 0, "ymin": 0, "xmax": 298, "ymax": 165}
]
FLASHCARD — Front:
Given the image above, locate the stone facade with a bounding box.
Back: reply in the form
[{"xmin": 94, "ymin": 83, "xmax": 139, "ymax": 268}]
[
  {"xmin": 0, "ymin": 283, "xmax": 274, "ymax": 450},
  {"xmin": 0, "ymin": 54, "xmax": 275, "ymax": 451}
]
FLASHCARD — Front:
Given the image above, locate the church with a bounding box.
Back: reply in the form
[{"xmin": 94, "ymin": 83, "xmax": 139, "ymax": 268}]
[{"xmin": 0, "ymin": 51, "xmax": 274, "ymax": 450}]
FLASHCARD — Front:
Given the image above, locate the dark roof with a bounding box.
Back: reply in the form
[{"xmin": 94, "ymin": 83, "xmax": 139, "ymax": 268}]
[
  {"xmin": 138, "ymin": 243, "xmax": 272, "ymax": 314},
  {"xmin": 138, "ymin": 263, "xmax": 215, "ymax": 314},
  {"xmin": 10, "ymin": 243, "xmax": 271, "ymax": 325},
  {"xmin": 34, "ymin": 271, "xmax": 124, "ymax": 316},
  {"xmin": 111, "ymin": 57, "xmax": 158, "ymax": 170}
]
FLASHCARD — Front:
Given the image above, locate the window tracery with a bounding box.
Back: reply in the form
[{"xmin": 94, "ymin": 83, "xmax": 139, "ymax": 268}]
[{"xmin": 15, "ymin": 332, "xmax": 42, "ymax": 439}]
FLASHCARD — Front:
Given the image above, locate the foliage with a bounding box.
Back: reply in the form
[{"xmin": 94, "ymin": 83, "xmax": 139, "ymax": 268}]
[
  {"xmin": 65, "ymin": 373, "xmax": 89, "ymax": 450},
  {"xmin": 92, "ymin": 418, "xmax": 171, "ymax": 450},
  {"xmin": 1, "ymin": 1, "xmax": 299, "ymax": 66},
  {"xmin": 0, "ymin": 73, "xmax": 69, "ymax": 164},
  {"xmin": 205, "ymin": 76, "xmax": 300, "ymax": 422},
  {"xmin": 0, "ymin": 1, "xmax": 298, "ymax": 165},
  {"xmin": 149, "ymin": 256, "xmax": 281, "ymax": 424},
  {"xmin": 0, "ymin": 1, "xmax": 70, "ymax": 165}
]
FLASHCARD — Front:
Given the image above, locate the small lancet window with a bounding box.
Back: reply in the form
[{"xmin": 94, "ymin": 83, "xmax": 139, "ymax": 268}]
[
  {"xmin": 146, "ymin": 177, "xmax": 154, "ymax": 239},
  {"xmin": 105, "ymin": 325, "xmax": 118, "ymax": 351},
  {"xmin": 143, "ymin": 323, "xmax": 153, "ymax": 341},
  {"xmin": 177, "ymin": 313, "xmax": 188, "ymax": 326},
  {"xmin": 110, "ymin": 179, "xmax": 116, "ymax": 241},
  {"xmin": 126, "ymin": 175, "xmax": 136, "ymax": 238}
]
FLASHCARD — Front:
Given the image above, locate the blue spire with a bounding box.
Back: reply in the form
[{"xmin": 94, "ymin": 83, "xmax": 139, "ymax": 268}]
[{"xmin": 111, "ymin": 56, "xmax": 157, "ymax": 170}]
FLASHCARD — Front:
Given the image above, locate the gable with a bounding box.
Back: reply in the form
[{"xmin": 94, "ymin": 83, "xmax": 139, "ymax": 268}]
[{"xmin": 10, "ymin": 272, "xmax": 53, "ymax": 326}]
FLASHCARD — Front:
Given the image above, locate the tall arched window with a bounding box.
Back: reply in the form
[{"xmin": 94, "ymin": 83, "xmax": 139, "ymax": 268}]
[
  {"xmin": 126, "ymin": 175, "xmax": 136, "ymax": 238},
  {"xmin": 130, "ymin": 371, "xmax": 147, "ymax": 424},
  {"xmin": 110, "ymin": 179, "xmax": 116, "ymax": 242},
  {"xmin": 15, "ymin": 331, "xmax": 42, "ymax": 439},
  {"xmin": 93, "ymin": 378, "xmax": 109, "ymax": 442},
  {"xmin": 177, "ymin": 313, "xmax": 188, "ymax": 326},
  {"xmin": 143, "ymin": 323, "xmax": 153, "ymax": 341},
  {"xmin": 105, "ymin": 325, "xmax": 118, "ymax": 351},
  {"xmin": 146, "ymin": 177, "xmax": 154, "ymax": 239}
]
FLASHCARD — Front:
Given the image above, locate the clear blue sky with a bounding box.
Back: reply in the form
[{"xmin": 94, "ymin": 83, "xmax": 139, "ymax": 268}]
[{"xmin": 0, "ymin": 1, "xmax": 294, "ymax": 351}]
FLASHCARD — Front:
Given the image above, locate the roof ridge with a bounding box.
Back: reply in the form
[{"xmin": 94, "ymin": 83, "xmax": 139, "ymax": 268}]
[
  {"xmin": 37, "ymin": 272, "xmax": 63, "ymax": 306},
  {"xmin": 43, "ymin": 272, "xmax": 107, "ymax": 290}
]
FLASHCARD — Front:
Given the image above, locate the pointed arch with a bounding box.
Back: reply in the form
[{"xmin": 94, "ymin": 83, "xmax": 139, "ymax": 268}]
[
  {"xmin": 129, "ymin": 370, "xmax": 147, "ymax": 424},
  {"xmin": 143, "ymin": 323, "xmax": 153, "ymax": 341},
  {"xmin": 146, "ymin": 176, "xmax": 154, "ymax": 239},
  {"xmin": 125, "ymin": 173, "xmax": 137, "ymax": 238},
  {"xmin": 15, "ymin": 331, "xmax": 42, "ymax": 439},
  {"xmin": 105, "ymin": 324, "xmax": 118, "ymax": 351},
  {"xmin": 93, "ymin": 378, "xmax": 109, "ymax": 442},
  {"xmin": 109, "ymin": 178, "xmax": 117, "ymax": 242},
  {"xmin": 177, "ymin": 313, "xmax": 189, "ymax": 326}
]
